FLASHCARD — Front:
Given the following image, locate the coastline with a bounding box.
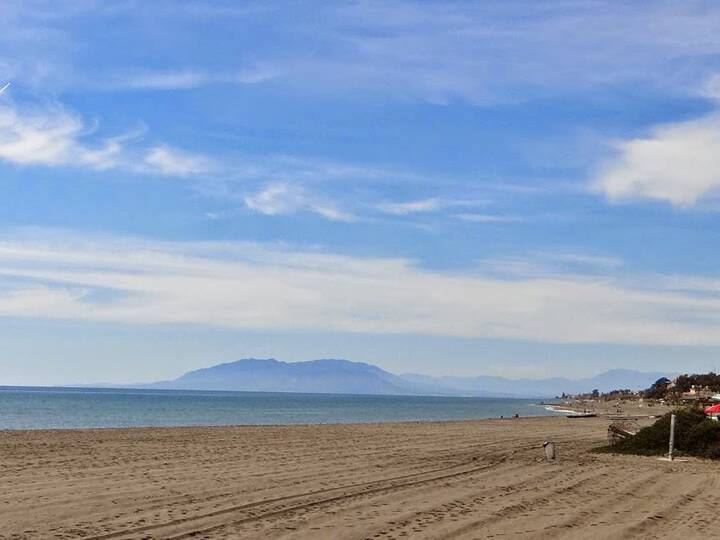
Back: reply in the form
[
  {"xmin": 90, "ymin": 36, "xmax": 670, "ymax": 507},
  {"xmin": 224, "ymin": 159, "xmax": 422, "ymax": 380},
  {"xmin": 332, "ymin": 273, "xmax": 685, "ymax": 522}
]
[
  {"xmin": 2, "ymin": 414, "xmax": 716, "ymax": 539},
  {"xmin": 543, "ymin": 398, "xmax": 676, "ymax": 418},
  {"xmin": 0, "ymin": 411, "xmax": 561, "ymax": 433}
]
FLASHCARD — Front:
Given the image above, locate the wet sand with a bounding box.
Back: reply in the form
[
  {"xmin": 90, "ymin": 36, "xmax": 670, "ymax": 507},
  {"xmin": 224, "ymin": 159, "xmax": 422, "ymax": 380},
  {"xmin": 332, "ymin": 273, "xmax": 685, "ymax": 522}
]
[{"xmin": 1, "ymin": 416, "xmax": 718, "ymax": 539}]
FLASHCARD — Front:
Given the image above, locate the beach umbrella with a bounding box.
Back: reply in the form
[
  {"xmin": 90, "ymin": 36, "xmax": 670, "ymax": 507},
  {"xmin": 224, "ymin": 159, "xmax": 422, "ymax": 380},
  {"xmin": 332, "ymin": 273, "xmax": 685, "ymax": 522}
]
[{"xmin": 704, "ymin": 404, "xmax": 720, "ymax": 414}]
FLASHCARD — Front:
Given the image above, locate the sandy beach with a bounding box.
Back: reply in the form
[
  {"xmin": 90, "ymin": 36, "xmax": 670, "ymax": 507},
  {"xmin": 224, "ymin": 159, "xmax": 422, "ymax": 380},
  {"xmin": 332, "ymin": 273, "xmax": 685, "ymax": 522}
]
[
  {"xmin": 2, "ymin": 416, "xmax": 717, "ymax": 539},
  {"xmin": 550, "ymin": 398, "xmax": 677, "ymax": 417}
]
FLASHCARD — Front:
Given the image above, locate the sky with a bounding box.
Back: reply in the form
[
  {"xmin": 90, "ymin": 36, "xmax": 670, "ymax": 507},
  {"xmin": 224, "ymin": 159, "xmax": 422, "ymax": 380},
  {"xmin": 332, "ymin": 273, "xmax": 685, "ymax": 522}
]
[{"xmin": 2, "ymin": 1, "xmax": 720, "ymax": 385}]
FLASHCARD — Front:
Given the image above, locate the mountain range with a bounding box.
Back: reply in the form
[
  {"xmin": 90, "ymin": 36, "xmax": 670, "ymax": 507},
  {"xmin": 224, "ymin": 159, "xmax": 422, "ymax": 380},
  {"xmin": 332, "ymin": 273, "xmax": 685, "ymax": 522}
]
[{"xmin": 140, "ymin": 358, "xmax": 673, "ymax": 398}]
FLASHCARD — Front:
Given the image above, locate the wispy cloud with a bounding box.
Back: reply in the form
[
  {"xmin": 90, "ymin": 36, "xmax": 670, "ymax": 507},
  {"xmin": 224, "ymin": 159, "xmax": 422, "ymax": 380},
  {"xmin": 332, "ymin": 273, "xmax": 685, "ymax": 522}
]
[
  {"xmin": 376, "ymin": 198, "xmax": 492, "ymax": 216},
  {"xmin": 103, "ymin": 66, "xmax": 279, "ymax": 91},
  {"xmin": 6, "ymin": 2, "xmax": 720, "ymax": 103},
  {"xmin": 553, "ymin": 253, "xmax": 623, "ymax": 270},
  {"xmin": 244, "ymin": 183, "xmax": 353, "ymax": 221},
  {"xmin": 0, "ymin": 102, "xmax": 124, "ymax": 169},
  {"xmin": 121, "ymin": 69, "xmax": 210, "ymax": 90},
  {"xmin": 0, "ymin": 229, "xmax": 719, "ymax": 345},
  {"xmin": 477, "ymin": 252, "xmax": 624, "ymax": 278},
  {"xmin": 0, "ymin": 98, "xmax": 504, "ymax": 222},
  {"xmin": 454, "ymin": 213, "xmax": 521, "ymax": 223},
  {"xmin": 143, "ymin": 145, "xmax": 215, "ymax": 176},
  {"xmin": 0, "ymin": 96, "xmax": 555, "ymax": 226},
  {"xmin": 248, "ymin": 2, "xmax": 720, "ymax": 104},
  {"xmin": 376, "ymin": 198, "xmax": 442, "ymax": 215},
  {"xmin": 0, "ymin": 99, "xmax": 214, "ymax": 178}
]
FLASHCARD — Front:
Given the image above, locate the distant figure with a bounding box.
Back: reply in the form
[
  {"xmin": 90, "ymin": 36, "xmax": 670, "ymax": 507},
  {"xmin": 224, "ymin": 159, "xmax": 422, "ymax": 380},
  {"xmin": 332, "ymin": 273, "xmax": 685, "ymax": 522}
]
[
  {"xmin": 513, "ymin": 413, "xmax": 519, "ymax": 418},
  {"xmin": 543, "ymin": 441, "xmax": 556, "ymax": 461}
]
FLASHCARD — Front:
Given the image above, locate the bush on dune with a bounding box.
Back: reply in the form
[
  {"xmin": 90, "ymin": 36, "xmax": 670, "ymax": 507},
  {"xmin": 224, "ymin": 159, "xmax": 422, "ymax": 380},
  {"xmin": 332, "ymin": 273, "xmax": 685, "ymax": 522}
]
[{"xmin": 599, "ymin": 409, "xmax": 720, "ymax": 459}]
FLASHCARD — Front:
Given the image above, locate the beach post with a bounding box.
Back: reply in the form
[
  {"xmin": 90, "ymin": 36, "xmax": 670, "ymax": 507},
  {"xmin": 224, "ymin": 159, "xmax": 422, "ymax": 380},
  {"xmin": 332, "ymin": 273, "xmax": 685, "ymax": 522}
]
[
  {"xmin": 543, "ymin": 441, "xmax": 556, "ymax": 461},
  {"xmin": 668, "ymin": 413, "xmax": 676, "ymax": 461}
]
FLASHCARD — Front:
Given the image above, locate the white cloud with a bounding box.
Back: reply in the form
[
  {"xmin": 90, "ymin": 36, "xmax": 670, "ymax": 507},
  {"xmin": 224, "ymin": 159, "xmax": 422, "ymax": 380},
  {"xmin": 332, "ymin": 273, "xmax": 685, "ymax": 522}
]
[
  {"xmin": 106, "ymin": 66, "xmax": 279, "ymax": 91},
  {"xmin": 243, "ymin": 183, "xmax": 353, "ymax": 221},
  {"xmin": 0, "ymin": 99, "xmax": 474, "ymax": 221},
  {"xmin": 234, "ymin": 65, "xmax": 280, "ymax": 84},
  {"xmin": 376, "ymin": 198, "xmax": 492, "ymax": 216},
  {"xmin": 123, "ymin": 69, "xmax": 210, "ymax": 90},
  {"xmin": 0, "ymin": 229, "xmax": 720, "ymax": 346},
  {"xmin": 376, "ymin": 198, "xmax": 441, "ymax": 215},
  {"xmin": 250, "ymin": 2, "xmax": 720, "ymax": 104},
  {"xmin": 0, "ymin": 100, "xmax": 215, "ymax": 178},
  {"xmin": 143, "ymin": 145, "xmax": 215, "ymax": 176},
  {"xmin": 701, "ymin": 73, "xmax": 720, "ymax": 101},
  {"xmin": 0, "ymin": 103, "xmax": 122, "ymax": 169},
  {"xmin": 553, "ymin": 253, "xmax": 623, "ymax": 270},
  {"xmin": 595, "ymin": 114, "xmax": 720, "ymax": 206},
  {"xmin": 455, "ymin": 213, "xmax": 521, "ymax": 223},
  {"xmin": 7, "ymin": 2, "xmax": 720, "ymax": 103},
  {"xmin": 476, "ymin": 253, "xmax": 623, "ymax": 279}
]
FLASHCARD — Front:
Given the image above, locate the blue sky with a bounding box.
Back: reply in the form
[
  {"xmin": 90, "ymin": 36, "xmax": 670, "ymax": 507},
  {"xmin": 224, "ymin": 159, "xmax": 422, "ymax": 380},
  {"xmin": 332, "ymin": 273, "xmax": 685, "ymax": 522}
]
[{"xmin": 2, "ymin": 1, "xmax": 720, "ymax": 384}]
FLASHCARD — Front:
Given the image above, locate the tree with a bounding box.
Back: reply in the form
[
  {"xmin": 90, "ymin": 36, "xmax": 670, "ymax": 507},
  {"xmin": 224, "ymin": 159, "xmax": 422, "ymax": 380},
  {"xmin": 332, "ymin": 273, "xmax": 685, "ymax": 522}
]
[
  {"xmin": 674, "ymin": 373, "xmax": 720, "ymax": 393},
  {"xmin": 643, "ymin": 377, "xmax": 671, "ymax": 399}
]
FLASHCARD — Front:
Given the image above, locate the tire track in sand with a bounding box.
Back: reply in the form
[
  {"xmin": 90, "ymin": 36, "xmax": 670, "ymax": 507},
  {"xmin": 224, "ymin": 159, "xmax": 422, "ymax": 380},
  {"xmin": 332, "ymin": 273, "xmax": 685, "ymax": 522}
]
[{"xmin": 82, "ymin": 455, "xmax": 519, "ymax": 540}]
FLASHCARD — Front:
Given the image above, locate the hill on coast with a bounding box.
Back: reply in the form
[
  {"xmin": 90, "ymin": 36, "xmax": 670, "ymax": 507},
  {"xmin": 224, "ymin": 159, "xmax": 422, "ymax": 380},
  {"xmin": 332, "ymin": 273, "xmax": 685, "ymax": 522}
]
[
  {"xmin": 148, "ymin": 358, "xmax": 415, "ymax": 395},
  {"xmin": 142, "ymin": 359, "xmax": 672, "ymax": 398}
]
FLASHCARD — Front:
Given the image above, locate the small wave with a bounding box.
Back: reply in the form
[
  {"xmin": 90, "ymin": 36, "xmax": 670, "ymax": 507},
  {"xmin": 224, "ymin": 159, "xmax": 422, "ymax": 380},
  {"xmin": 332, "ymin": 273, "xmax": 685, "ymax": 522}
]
[{"xmin": 543, "ymin": 406, "xmax": 578, "ymax": 414}]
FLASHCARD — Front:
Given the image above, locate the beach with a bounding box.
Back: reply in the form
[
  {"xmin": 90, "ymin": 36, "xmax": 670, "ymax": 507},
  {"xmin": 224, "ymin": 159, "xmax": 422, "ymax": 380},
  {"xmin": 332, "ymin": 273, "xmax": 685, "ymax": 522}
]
[
  {"xmin": 550, "ymin": 398, "xmax": 677, "ymax": 417},
  {"xmin": 1, "ymin": 416, "xmax": 717, "ymax": 539}
]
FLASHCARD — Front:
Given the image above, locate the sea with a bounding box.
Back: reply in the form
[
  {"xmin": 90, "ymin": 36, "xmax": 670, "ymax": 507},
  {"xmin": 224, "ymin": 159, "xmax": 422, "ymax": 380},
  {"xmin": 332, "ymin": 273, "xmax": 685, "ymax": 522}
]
[{"xmin": 0, "ymin": 386, "xmax": 563, "ymax": 430}]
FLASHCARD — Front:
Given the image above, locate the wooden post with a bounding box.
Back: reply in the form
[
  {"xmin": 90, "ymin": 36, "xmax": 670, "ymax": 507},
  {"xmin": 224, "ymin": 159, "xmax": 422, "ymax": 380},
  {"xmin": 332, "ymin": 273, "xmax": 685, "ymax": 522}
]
[
  {"xmin": 543, "ymin": 441, "xmax": 556, "ymax": 461},
  {"xmin": 668, "ymin": 413, "xmax": 676, "ymax": 461}
]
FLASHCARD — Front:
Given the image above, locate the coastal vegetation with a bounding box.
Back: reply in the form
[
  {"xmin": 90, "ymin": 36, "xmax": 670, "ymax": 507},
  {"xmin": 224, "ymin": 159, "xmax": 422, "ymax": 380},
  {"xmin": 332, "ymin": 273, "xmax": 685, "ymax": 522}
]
[
  {"xmin": 599, "ymin": 409, "xmax": 720, "ymax": 460},
  {"xmin": 643, "ymin": 373, "xmax": 720, "ymax": 400}
]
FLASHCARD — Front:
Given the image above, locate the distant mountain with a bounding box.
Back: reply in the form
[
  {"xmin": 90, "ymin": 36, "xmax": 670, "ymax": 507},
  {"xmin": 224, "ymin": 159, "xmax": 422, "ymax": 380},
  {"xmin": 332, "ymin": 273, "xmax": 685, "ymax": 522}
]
[
  {"xmin": 400, "ymin": 368, "xmax": 675, "ymax": 398},
  {"xmin": 141, "ymin": 358, "xmax": 673, "ymax": 398},
  {"xmin": 147, "ymin": 358, "xmax": 423, "ymax": 395}
]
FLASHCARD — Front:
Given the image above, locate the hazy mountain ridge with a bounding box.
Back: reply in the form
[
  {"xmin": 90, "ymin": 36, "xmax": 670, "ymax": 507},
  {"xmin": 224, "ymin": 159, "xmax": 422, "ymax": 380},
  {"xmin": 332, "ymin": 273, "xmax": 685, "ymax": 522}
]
[
  {"xmin": 142, "ymin": 359, "xmax": 673, "ymax": 398},
  {"xmin": 148, "ymin": 358, "xmax": 420, "ymax": 395},
  {"xmin": 400, "ymin": 368, "xmax": 675, "ymax": 398}
]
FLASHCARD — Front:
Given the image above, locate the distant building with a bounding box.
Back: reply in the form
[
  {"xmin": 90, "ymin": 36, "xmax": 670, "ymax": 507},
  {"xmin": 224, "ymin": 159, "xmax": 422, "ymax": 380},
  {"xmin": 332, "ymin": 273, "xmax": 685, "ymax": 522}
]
[{"xmin": 681, "ymin": 385, "xmax": 714, "ymax": 401}]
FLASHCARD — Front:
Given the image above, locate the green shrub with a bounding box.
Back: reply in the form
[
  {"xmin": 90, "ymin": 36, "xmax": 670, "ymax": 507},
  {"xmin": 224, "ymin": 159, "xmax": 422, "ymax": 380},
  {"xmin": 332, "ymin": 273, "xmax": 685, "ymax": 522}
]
[
  {"xmin": 598, "ymin": 409, "xmax": 720, "ymax": 459},
  {"xmin": 684, "ymin": 421, "xmax": 720, "ymax": 459}
]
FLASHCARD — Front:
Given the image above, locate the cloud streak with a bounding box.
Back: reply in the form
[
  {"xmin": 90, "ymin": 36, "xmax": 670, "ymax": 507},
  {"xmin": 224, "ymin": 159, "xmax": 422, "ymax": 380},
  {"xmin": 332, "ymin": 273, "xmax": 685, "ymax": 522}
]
[
  {"xmin": 0, "ymin": 98, "xmax": 557, "ymax": 225},
  {"xmin": 454, "ymin": 213, "xmax": 521, "ymax": 224},
  {"xmin": 0, "ymin": 230, "xmax": 719, "ymax": 346},
  {"xmin": 143, "ymin": 145, "xmax": 215, "ymax": 176},
  {"xmin": 243, "ymin": 183, "xmax": 353, "ymax": 221},
  {"xmin": 0, "ymin": 102, "xmax": 124, "ymax": 169},
  {"xmin": 6, "ymin": 2, "xmax": 720, "ymax": 103},
  {"xmin": 376, "ymin": 198, "xmax": 443, "ymax": 215},
  {"xmin": 376, "ymin": 198, "xmax": 492, "ymax": 216},
  {"xmin": 0, "ymin": 99, "xmax": 215, "ymax": 178},
  {"xmin": 103, "ymin": 66, "xmax": 279, "ymax": 91},
  {"xmin": 243, "ymin": 2, "xmax": 720, "ymax": 104}
]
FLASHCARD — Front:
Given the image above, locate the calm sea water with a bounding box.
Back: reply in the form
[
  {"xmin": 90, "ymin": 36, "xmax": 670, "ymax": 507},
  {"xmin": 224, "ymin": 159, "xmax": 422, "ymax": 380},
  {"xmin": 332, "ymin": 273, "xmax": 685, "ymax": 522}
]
[{"xmin": 0, "ymin": 387, "xmax": 562, "ymax": 430}]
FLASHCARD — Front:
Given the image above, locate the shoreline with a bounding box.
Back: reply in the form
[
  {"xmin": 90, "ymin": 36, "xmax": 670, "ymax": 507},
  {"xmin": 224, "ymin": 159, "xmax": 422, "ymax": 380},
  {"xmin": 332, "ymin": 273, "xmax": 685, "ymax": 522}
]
[{"xmin": 0, "ymin": 408, "xmax": 566, "ymax": 433}]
